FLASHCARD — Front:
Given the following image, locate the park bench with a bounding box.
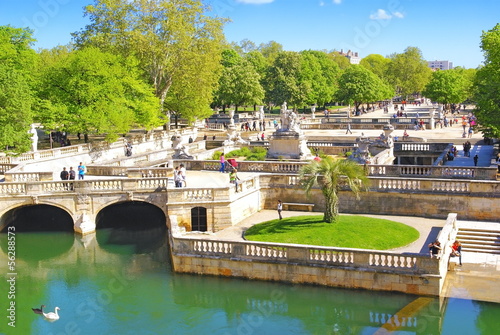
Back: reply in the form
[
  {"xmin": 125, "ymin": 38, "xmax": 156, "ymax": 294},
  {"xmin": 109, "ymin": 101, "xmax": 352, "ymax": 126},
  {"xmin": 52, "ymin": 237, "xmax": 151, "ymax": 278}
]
[{"xmin": 282, "ymin": 202, "xmax": 315, "ymax": 212}]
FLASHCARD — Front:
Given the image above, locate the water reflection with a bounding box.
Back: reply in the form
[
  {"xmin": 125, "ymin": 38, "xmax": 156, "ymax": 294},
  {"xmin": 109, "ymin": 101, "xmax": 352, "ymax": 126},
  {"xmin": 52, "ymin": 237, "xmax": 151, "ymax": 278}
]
[{"xmin": 0, "ymin": 229, "xmax": 499, "ymax": 335}]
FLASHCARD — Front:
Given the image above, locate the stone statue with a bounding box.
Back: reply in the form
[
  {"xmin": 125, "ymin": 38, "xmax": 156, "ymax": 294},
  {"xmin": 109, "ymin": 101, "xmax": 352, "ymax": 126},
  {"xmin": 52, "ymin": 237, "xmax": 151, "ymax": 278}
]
[
  {"xmin": 229, "ymin": 110, "xmax": 235, "ymax": 126},
  {"xmin": 172, "ymin": 134, "xmax": 193, "ymax": 159},
  {"xmin": 258, "ymin": 106, "xmax": 265, "ymax": 120},
  {"xmin": 28, "ymin": 124, "xmax": 38, "ymax": 152}
]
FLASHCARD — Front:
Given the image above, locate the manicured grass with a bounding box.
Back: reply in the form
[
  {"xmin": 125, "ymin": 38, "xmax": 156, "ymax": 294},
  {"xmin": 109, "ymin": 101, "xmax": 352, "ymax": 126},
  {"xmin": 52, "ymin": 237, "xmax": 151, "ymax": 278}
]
[{"xmin": 244, "ymin": 215, "xmax": 419, "ymax": 250}]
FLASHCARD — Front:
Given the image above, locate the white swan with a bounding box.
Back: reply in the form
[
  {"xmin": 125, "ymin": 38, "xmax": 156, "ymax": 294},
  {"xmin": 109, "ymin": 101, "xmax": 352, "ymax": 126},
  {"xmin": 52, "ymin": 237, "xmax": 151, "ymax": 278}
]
[{"xmin": 43, "ymin": 307, "xmax": 60, "ymax": 321}]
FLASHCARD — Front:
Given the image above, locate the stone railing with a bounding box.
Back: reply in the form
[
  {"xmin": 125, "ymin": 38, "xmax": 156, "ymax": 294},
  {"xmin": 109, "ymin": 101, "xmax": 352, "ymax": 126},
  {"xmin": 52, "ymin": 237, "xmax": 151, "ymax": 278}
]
[
  {"xmin": 367, "ymin": 164, "xmax": 496, "ymax": 180},
  {"xmin": 176, "ymin": 159, "xmax": 497, "ymax": 180},
  {"xmin": 170, "ymin": 237, "xmax": 437, "ymax": 275}
]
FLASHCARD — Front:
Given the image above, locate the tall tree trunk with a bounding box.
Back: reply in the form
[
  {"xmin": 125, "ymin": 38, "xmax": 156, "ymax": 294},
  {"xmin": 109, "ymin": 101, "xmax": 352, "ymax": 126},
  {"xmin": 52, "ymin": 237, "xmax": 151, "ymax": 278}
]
[{"xmin": 323, "ymin": 189, "xmax": 339, "ymax": 223}]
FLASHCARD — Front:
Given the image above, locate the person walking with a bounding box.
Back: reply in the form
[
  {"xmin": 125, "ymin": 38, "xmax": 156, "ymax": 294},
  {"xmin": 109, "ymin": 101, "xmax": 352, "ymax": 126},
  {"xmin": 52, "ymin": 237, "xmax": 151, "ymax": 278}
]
[
  {"xmin": 346, "ymin": 123, "xmax": 352, "ymax": 134},
  {"xmin": 473, "ymin": 154, "xmax": 479, "ymax": 166},
  {"xmin": 69, "ymin": 167, "xmax": 76, "ymax": 180},
  {"xmin": 78, "ymin": 162, "xmax": 86, "ymax": 180},
  {"xmin": 219, "ymin": 154, "xmax": 226, "ymax": 173},
  {"xmin": 277, "ymin": 200, "xmax": 283, "ymax": 220}
]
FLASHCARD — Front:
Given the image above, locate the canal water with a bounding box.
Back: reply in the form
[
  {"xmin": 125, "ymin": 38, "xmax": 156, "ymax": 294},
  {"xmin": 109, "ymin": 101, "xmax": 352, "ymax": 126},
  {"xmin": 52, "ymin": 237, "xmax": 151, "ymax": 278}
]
[{"xmin": 1, "ymin": 228, "xmax": 499, "ymax": 335}]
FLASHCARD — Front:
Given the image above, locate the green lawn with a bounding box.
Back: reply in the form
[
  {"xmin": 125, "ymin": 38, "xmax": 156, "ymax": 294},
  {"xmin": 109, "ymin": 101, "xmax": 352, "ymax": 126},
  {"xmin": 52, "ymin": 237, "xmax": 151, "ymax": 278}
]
[{"xmin": 244, "ymin": 215, "xmax": 419, "ymax": 250}]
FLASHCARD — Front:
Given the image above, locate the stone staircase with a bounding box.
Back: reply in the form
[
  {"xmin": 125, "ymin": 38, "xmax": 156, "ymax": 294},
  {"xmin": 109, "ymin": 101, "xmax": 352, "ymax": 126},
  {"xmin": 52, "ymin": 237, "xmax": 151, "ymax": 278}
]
[{"xmin": 456, "ymin": 228, "xmax": 500, "ymax": 254}]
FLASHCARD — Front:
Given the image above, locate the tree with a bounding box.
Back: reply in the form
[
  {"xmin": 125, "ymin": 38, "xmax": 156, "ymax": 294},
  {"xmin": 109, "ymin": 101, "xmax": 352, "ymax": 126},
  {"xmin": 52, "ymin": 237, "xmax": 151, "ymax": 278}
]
[
  {"xmin": 423, "ymin": 69, "xmax": 471, "ymax": 110},
  {"xmin": 258, "ymin": 40, "xmax": 283, "ymax": 64},
  {"xmin": 37, "ymin": 47, "xmax": 161, "ymax": 142},
  {"xmin": 300, "ymin": 50, "xmax": 341, "ymax": 108},
  {"xmin": 264, "ymin": 51, "xmax": 309, "ymax": 109},
  {"xmin": 335, "ymin": 65, "xmax": 393, "ymax": 111},
  {"xmin": 299, "ymin": 157, "xmax": 370, "ymax": 223},
  {"xmin": 328, "ymin": 51, "xmax": 351, "ymax": 70},
  {"xmin": 0, "ymin": 26, "xmax": 37, "ymax": 152},
  {"xmin": 213, "ymin": 59, "xmax": 264, "ymax": 111},
  {"xmin": 73, "ymin": 0, "xmax": 226, "ymax": 125},
  {"xmin": 386, "ymin": 47, "xmax": 431, "ymax": 98},
  {"xmin": 360, "ymin": 54, "xmax": 391, "ymax": 82},
  {"xmin": 474, "ymin": 23, "xmax": 500, "ymax": 137}
]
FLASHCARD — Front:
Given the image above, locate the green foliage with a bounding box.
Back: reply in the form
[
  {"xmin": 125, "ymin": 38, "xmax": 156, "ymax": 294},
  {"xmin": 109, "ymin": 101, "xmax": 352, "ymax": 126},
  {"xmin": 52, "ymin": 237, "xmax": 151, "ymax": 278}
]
[
  {"xmin": 360, "ymin": 54, "xmax": 391, "ymax": 82},
  {"xmin": 244, "ymin": 215, "xmax": 419, "ymax": 249},
  {"xmin": 474, "ymin": 24, "xmax": 500, "ymax": 137},
  {"xmin": 0, "ymin": 26, "xmax": 37, "ymax": 152},
  {"xmin": 300, "ymin": 157, "xmax": 370, "ymax": 223},
  {"xmin": 423, "ymin": 69, "xmax": 472, "ymax": 107},
  {"xmin": 386, "ymin": 47, "xmax": 431, "ymax": 98},
  {"xmin": 327, "ymin": 51, "xmax": 351, "ymax": 70},
  {"xmin": 226, "ymin": 147, "xmax": 267, "ymax": 161},
  {"xmin": 300, "ymin": 50, "xmax": 341, "ymax": 106},
  {"xmin": 211, "ymin": 150, "xmax": 223, "ymax": 160},
  {"xmin": 214, "ymin": 59, "xmax": 265, "ymax": 110},
  {"xmin": 335, "ymin": 65, "xmax": 393, "ymax": 110},
  {"xmin": 264, "ymin": 51, "xmax": 310, "ymax": 108},
  {"xmin": 37, "ymin": 46, "xmax": 161, "ymax": 142},
  {"xmin": 74, "ymin": 0, "xmax": 227, "ymax": 124}
]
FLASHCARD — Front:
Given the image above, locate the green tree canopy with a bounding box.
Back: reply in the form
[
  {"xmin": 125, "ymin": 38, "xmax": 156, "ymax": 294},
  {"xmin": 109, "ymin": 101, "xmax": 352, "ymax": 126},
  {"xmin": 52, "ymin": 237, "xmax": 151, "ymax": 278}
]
[
  {"xmin": 335, "ymin": 65, "xmax": 393, "ymax": 110},
  {"xmin": 423, "ymin": 69, "xmax": 472, "ymax": 109},
  {"xmin": 0, "ymin": 26, "xmax": 37, "ymax": 152},
  {"xmin": 37, "ymin": 47, "xmax": 161, "ymax": 142},
  {"xmin": 360, "ymin": 54, "xmax": 391, "ymax": 83},
  {"xmin": 300, "ymin": 50, "xmax": 341, "ymax": 107},
  {"xmin": 300, "ymin": 157, "xmax": 370, "ymax": 223},
  {"xmin": 474, "ymin": 23, "xmax": 500, "ymax": 137},
  {"xmin": 214, "ymin": 59, "xmax": 264, "ymax": 111},
  {"xmin": 328, "ymin": 51, "xmax": 351, "ymax": 70},
  {"xmin": 73, "ymin": 0, "xmax": 226, "ymax": 125},
  {"xmin": 386, "ymin": 47, "xmax": 431, "ymax": 98}
]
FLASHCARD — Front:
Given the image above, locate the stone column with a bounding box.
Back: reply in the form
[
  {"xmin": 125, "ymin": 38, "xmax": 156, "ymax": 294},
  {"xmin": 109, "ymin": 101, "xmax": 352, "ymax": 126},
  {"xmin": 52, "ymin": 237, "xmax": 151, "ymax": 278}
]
[{"xmin": 311, "ymin": 105, "xmax": 316, "ymax": 119}]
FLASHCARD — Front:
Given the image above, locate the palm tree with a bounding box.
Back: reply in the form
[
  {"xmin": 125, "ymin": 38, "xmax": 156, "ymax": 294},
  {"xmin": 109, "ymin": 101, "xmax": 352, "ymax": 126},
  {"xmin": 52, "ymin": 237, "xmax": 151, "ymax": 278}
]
[{"xmin": 299, "ymin": 157, "xmax": 370, "ymax": 223}]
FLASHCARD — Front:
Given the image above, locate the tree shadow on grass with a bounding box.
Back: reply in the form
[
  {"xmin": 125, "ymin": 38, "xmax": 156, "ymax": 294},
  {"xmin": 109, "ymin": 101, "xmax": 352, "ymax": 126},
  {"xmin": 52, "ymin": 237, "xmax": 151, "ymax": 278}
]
[{"xmin": 245, "ymin": 216, "xmax": 327, "ymax": 236}]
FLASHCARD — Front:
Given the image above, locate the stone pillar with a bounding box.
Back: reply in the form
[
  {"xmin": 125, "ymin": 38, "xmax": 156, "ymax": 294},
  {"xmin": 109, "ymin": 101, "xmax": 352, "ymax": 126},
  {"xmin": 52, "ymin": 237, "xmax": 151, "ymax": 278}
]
[{"xmin": 74, "ymin": 212, "xmax": 96, "ymax": 235}]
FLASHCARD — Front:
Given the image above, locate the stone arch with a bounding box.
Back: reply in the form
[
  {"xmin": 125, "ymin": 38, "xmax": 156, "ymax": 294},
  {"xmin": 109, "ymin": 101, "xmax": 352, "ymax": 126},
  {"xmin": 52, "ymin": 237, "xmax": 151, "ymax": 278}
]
[
  {"xmin": 94, "ymin": 200, "xmax": 168, "ymax": 253},
  {"xmin": 0, "ymin": 203, "xmax": 74, "ymax": 233}
]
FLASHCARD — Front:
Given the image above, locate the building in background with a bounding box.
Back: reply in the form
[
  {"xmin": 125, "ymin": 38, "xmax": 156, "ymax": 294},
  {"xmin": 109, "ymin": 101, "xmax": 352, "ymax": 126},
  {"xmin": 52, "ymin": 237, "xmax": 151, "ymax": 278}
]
[
  {"xmin": 339, "ymin": 49, "xmax": 361, "ymax": 64},
  {"xmin": 428, "ymin": 60, "xmax": 453, "ymax": 70}
]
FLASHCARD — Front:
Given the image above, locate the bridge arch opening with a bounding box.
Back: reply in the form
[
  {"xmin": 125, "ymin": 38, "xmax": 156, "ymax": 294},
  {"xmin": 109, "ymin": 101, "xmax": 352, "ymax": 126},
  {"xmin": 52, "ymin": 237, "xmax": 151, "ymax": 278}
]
[
  {"xmin": 95, "ymin": 201, "xmax": 167, "ymax": 254},
  {"xmin": 0, "ymin": 205, "xmax": 74, "ymax": 262},
  {"xmin": 0, "ymin": 204, "xmax": 74, "ymax": 233}
]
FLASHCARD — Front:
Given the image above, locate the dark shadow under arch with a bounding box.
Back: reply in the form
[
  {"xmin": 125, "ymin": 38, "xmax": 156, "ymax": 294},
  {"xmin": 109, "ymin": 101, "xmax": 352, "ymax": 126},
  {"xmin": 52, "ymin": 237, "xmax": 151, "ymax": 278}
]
[
  {"xmin": 0, "ymin": 204, "xmax": 74, "ymax": 233},
  {"xmin": 95, "ymin": 201, "xmax": 167, "ymax": 254}
]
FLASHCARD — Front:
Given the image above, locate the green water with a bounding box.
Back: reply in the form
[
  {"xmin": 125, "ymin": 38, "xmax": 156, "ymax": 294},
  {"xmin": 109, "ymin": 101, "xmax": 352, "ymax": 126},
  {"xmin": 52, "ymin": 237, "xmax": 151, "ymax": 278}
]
[{"xmin": 0, "ymin": 230, "xmax": 499, "ymax": 335}]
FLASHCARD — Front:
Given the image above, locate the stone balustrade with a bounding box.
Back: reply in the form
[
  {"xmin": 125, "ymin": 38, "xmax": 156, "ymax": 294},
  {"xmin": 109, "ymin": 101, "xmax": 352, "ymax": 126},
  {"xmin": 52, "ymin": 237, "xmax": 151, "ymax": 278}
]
[
  {"xmin": 175, "ymin": 159, "xmax": 497, "ymax": 180},
  {"xmin": 171, "ymin": 237, "xmax": 434, "ymax": 274}
]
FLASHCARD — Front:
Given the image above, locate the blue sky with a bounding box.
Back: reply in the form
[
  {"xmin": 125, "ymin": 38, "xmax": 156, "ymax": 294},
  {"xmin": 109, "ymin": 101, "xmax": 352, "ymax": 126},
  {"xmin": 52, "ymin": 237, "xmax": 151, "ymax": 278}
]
[{"xmin": 1, "ymin": 0, "xmax": 499, "ymax": 68}]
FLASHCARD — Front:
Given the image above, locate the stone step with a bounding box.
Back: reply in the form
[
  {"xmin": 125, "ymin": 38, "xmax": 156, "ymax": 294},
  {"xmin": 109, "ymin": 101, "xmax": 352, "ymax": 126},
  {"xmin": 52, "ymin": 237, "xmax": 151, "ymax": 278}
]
[
  {"xmin": 461, "ymin": 240, "xmax": 500, "ymax": 248},
  {"xmin": 458, "ymin": 227, "xmax": 500, "ymax": 235},
  {"xmin": 456, "ymin": 232, "xmax": 500, "ymax": 241},
  {"xmin": 462, "ymin": 247, "xmax": 500, "ymax": 254}
]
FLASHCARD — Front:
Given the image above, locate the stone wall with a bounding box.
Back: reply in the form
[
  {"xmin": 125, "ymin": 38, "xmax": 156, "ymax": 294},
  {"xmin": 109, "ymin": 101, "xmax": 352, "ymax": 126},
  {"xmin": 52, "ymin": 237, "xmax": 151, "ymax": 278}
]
[{"xmin": 170, "ymin": 237, "xmax": 442, "ymax": 296}]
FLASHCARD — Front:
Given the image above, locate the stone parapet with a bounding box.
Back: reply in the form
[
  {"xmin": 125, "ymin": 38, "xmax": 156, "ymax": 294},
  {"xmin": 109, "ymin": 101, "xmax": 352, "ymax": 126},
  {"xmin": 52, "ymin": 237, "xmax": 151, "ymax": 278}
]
[{"xmin": 170, "ymin": 236, "xmax": 442, "ymax": 296}]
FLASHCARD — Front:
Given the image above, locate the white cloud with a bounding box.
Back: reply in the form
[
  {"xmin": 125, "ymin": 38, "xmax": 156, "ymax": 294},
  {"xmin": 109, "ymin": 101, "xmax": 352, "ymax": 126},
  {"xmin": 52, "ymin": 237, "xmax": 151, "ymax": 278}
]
[
  {"xmin": 333, "ymin": 0, "xmax": 342, "ymax": 4},
  {"xmin": 370, "ymin": 9, "xmax": 392, "ymax": 20},
  {"xmin": 235, "ymin": 0, "xmax": 274, "ymax": 4},
  {"xmin": 393, "ymin": 11, "xmax": 405, "ymax": 18},
  {"xmin": 320, "ymin": 1, "xmax": 325, "ymax": 6}
]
